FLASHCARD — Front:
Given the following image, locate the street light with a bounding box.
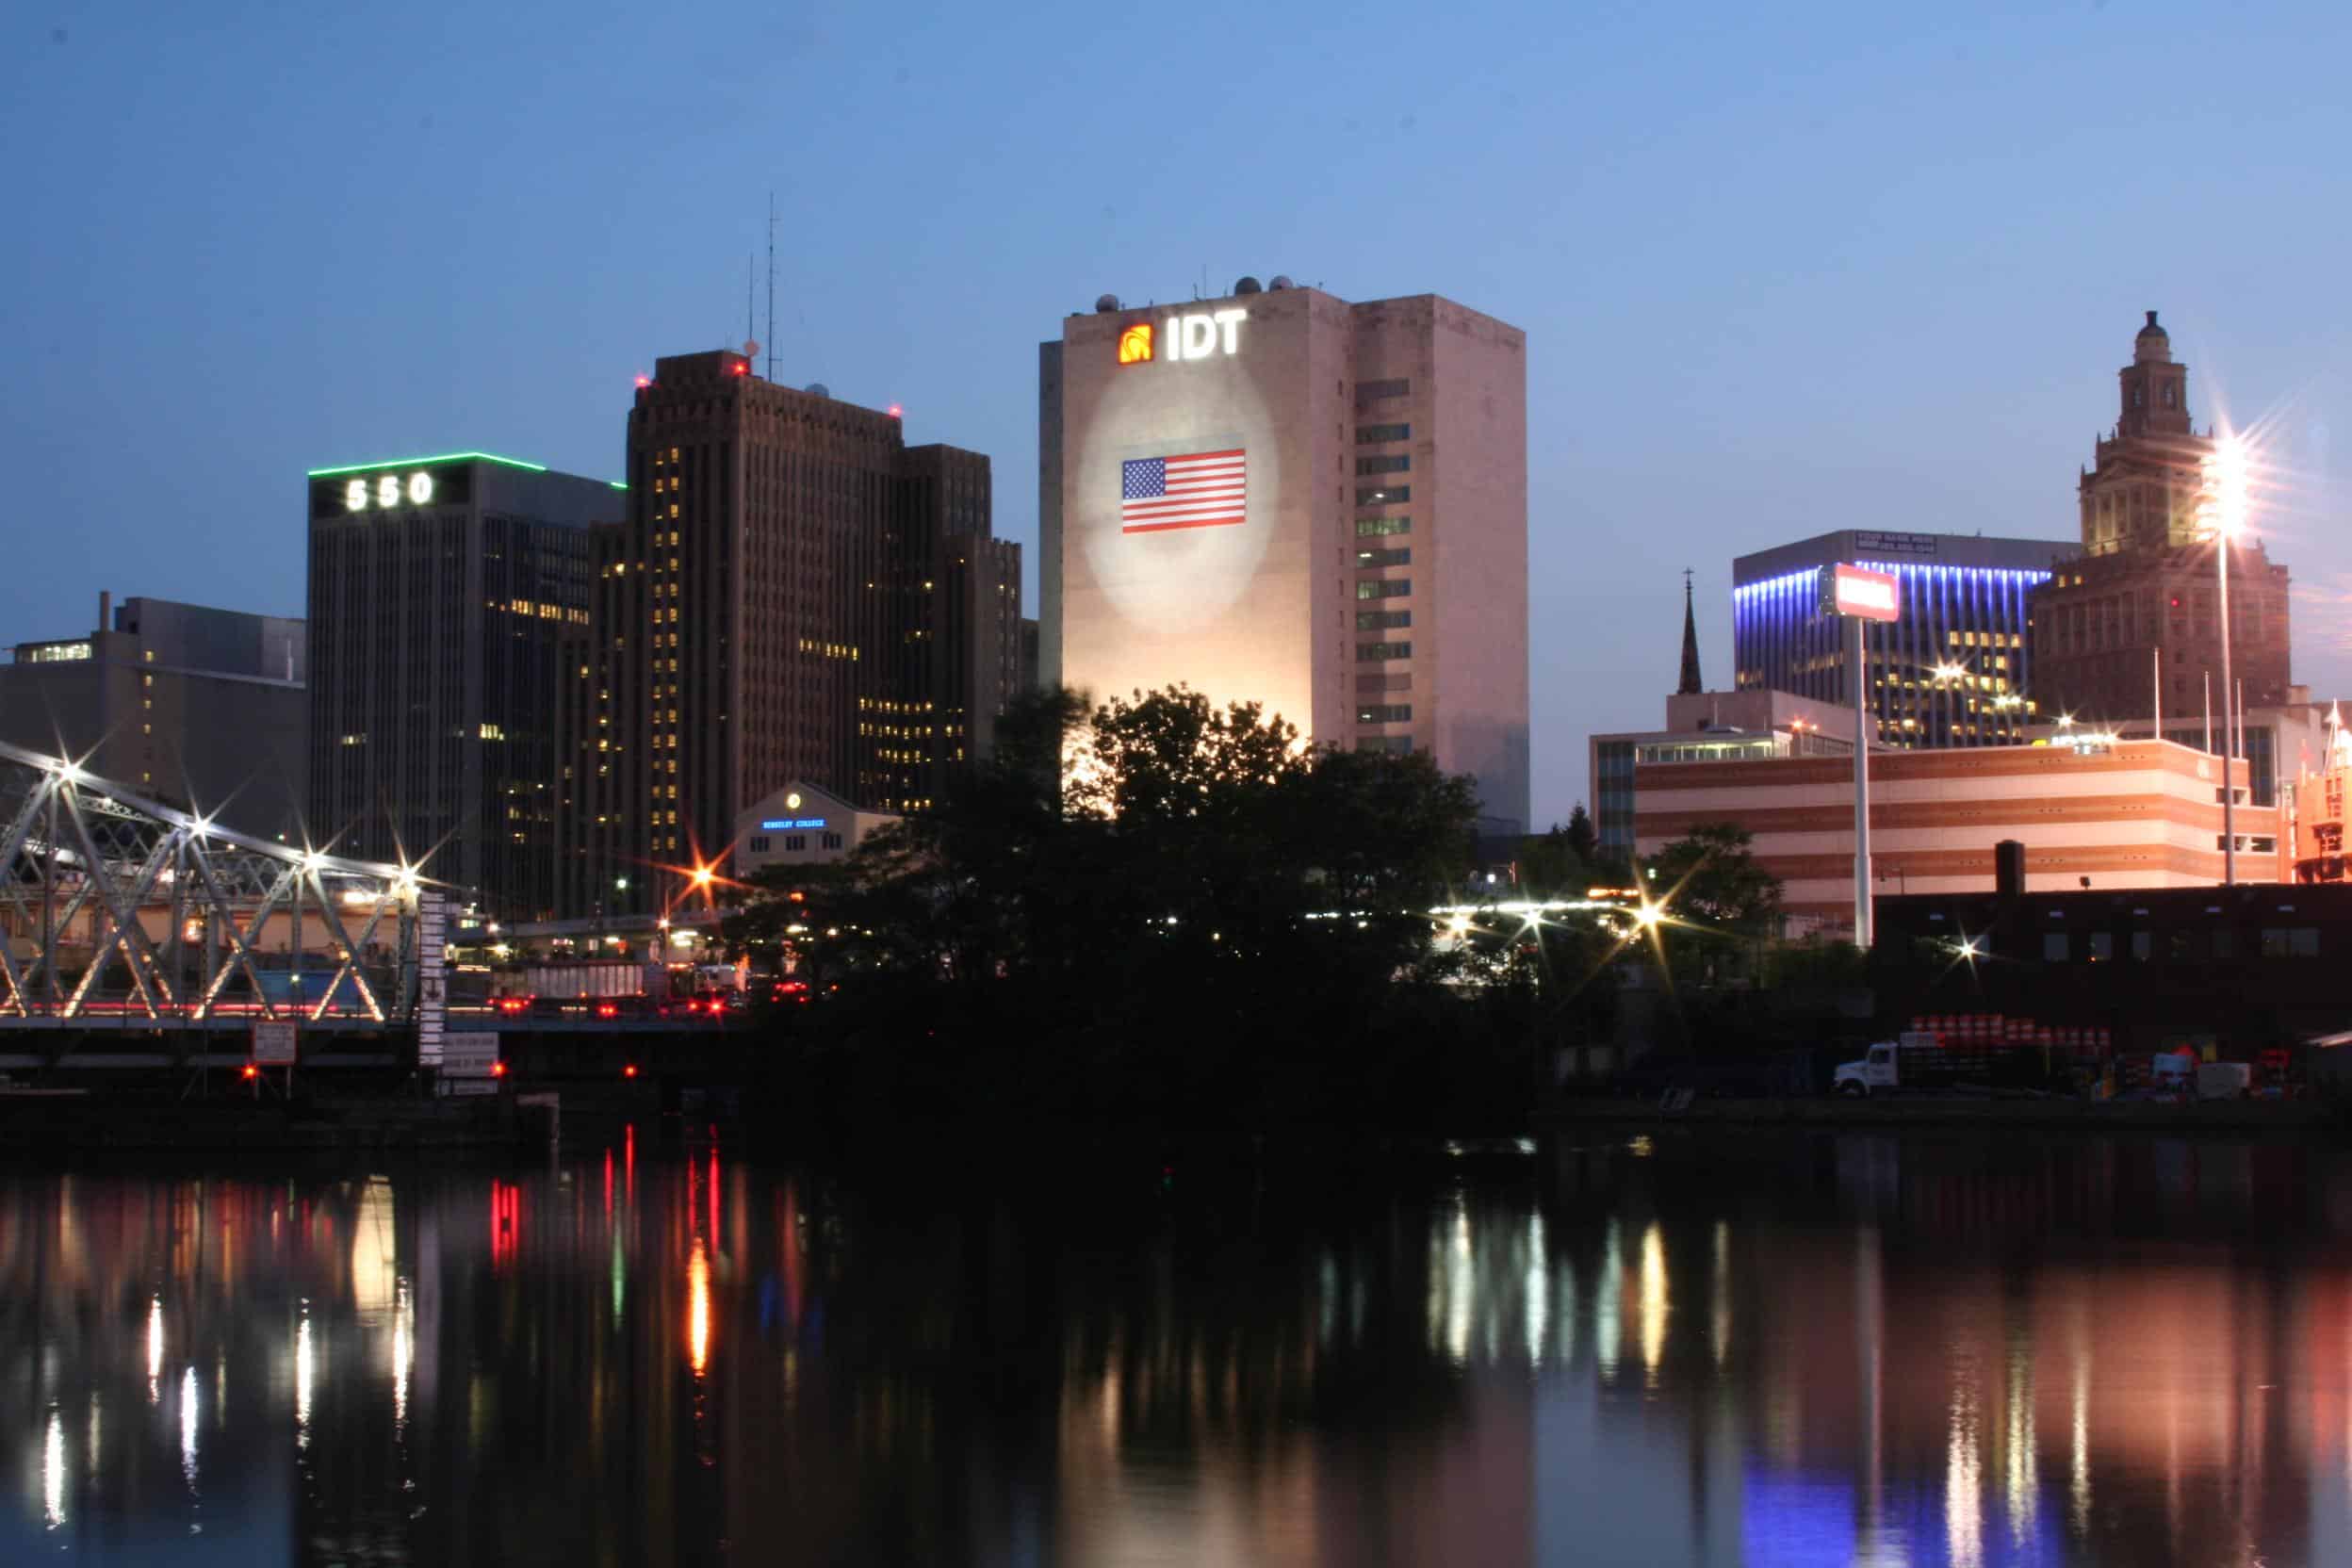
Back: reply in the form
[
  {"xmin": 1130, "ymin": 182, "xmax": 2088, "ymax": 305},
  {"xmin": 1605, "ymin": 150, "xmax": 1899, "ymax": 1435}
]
[{"xmin": 2200, "ymin": 433, "xmax": 2250, "ymax": 886}]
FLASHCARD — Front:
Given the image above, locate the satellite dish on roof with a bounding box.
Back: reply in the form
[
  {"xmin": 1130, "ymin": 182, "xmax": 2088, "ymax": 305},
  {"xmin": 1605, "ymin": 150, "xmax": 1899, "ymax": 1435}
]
[
  {"xmin": 1268, "ymin": 275, "xmax": 1296, "ymax": 290},
  {"xmin": 743, "ymin": 339, "xmax": 760, "ymax": 359},
  {"xmin": 1233, "ymin": 275, "xmax": 1262, "ymax": 295},
  {"xmin": 1095, "ymin": 293, "xmax": 1120, "ymax": 313},
  {"xmin": 805, "ymin": 383, "xmax": 830, "ymax": 399}
]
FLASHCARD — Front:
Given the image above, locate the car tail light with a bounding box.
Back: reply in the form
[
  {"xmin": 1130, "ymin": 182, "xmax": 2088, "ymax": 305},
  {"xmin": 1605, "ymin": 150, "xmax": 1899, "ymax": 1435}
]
[{"xmin": 596, "ymin": 1002, "xmax": 617, "ymax": 1019}]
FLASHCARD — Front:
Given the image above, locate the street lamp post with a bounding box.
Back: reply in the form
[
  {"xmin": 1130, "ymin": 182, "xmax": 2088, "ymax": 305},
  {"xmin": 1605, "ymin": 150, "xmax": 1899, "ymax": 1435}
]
[
  {"xmin": 2202, "ymin": 437, "xmax": 2247, "ymax": 887},
  {"xmin": 1822, "ymin": 564, "xmax": 1903, "ymax": 949}
]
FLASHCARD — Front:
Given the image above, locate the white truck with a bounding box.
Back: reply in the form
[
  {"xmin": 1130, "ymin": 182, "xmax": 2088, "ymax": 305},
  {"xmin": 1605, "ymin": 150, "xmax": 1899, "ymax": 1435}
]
[{"xmin": 1832, "ymin": 1032, "xmax": 1953, "ymax": 1097}]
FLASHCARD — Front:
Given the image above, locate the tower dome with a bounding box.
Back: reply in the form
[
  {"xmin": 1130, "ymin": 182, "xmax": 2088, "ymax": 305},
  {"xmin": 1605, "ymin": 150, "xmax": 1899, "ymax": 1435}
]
[{"xmin": 2133, "ymin": 309, "xmax": 2172, "ymax": 364}]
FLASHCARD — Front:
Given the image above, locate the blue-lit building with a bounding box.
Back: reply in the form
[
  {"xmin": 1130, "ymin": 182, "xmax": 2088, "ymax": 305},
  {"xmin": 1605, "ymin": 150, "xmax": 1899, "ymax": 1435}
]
[{"xmin": 1733, "ymin": 531, "xmax": 2075, "ymax": 748}]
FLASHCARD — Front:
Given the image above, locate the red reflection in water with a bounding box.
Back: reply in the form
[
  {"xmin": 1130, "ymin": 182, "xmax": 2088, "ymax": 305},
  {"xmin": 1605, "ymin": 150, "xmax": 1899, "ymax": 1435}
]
[{"xmin": 490, "ymin": 1181, "xmax": 522, "ymax": 1268}]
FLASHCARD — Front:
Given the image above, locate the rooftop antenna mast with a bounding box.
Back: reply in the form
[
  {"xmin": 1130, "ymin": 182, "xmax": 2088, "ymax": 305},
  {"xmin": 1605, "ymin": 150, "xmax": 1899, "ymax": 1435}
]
[{"xmin": 766, "ymin": 192, "xmax": 777, "ymax": 384}]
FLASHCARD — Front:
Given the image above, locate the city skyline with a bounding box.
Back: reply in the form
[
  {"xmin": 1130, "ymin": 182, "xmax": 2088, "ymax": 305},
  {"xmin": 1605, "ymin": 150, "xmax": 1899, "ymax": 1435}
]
[{"xmin": 5, "ymin": 2, "xmax": 2350, "ymax": 827}]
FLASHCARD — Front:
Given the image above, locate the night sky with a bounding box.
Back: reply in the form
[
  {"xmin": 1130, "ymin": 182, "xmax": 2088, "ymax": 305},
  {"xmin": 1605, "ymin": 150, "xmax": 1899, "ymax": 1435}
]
[{"xmin": 6, "ymin": 1, "xmax": 2349, "ymax": 825}]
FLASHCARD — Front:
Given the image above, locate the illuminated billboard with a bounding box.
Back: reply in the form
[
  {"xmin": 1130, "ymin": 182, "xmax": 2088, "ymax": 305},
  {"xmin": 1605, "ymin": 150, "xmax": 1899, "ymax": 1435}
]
[{"xmin": 1822, "ymin": 564, "xmax": 1902, "ymax": 622}]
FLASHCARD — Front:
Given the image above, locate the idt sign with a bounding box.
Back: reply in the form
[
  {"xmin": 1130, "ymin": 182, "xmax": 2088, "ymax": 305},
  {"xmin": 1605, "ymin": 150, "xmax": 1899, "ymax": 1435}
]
[{"xmin": 1120, "ymin": 309, "xmax": 1247, "ymax": 366}]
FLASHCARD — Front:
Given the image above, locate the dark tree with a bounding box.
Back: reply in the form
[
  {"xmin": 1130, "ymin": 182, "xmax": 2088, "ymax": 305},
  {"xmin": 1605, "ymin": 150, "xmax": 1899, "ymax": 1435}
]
[{"xmin": 1563, "ymin": 802, "xmax": 1598, "ymax": 864}]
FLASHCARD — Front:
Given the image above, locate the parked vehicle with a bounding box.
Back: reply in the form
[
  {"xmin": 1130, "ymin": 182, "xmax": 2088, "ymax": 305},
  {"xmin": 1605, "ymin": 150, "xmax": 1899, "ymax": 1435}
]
[{"xmin": 1832, "ymin": 1033, "xmax": 2001, "ymax": 1096}]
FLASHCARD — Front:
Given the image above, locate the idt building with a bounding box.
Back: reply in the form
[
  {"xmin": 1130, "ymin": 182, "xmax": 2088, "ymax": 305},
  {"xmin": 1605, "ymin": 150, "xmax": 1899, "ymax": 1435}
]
[
  {"xmin": 307, "ymin": 451, "xmax": 617, "ymax": 919},
  {"xmin": 1040, "ymin": 277, "xmax": 1529, "ymax": 833}
]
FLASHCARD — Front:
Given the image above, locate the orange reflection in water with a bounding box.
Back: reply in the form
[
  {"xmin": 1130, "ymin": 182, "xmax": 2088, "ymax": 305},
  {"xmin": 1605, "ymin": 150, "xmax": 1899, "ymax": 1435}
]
[{"xmin": 687, "ymin": 1236, "xmax": 711, "ymax": 1375}]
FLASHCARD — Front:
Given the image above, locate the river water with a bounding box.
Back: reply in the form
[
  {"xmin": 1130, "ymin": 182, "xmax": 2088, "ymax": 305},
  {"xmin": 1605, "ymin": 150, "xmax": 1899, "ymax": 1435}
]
[{"xmin": 3, "ymin": 1127, "xmax": 2350, "ymax": 1565}]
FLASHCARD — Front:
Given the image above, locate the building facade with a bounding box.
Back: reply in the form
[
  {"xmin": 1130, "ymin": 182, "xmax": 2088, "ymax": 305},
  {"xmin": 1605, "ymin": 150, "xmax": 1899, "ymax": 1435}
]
[
  {"xmin": 732, "ymin": 780, "xmax": 901, "ymax": 879},
  {"xmin": 1589, "ymin": 688, "xmax": 1863, "ymax": 861},
  {"xmin": 307, "ymin": 451, "xmax": 615, "ymax": 918},
  {"xmin": 1633, "ymin": 739, "xmax": 2278, "ymax": 931},
  {"xmin": 1733, "ymin": 531, "xmax": 2075, "ymax": 748},
  {"xmin": 2031, "ymin": 312, "xmax": 2294, "ymax": 726},
  {"xmin": 0, "ymin": 593, "xmax": 306, "ymax": 840},
  {"xmin": 569, "ymin": 351, "xmax": 1017, "ymax": 920},
  {"xmin": 1041, "ymin": 280, "xmax": 1529, "ymax": 832}
]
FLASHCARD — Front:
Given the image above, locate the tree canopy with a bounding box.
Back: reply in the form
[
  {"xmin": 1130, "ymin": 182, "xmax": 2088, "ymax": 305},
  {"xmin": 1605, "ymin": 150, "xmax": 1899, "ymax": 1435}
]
[{"xmin": 723, "ymin": 684, "xmax": 1510, "ymax": 1127}]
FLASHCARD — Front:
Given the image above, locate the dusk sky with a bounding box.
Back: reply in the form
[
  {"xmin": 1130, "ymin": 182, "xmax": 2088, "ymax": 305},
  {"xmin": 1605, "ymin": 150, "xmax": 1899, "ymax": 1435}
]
[{"xmin": 7, "ymin": 0, "xmax": 2349, "ymax": 825}]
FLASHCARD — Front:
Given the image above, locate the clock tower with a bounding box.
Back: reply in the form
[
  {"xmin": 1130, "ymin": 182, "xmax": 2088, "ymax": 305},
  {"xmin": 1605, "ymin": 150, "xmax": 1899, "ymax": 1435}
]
[
  {"xmin": 2033, "ymin": 312, "xmax": 2295, "ymax": 761},
  {"xmin": 2078, "ymin": 311, "xmax": 2209, "ymax": 557}
]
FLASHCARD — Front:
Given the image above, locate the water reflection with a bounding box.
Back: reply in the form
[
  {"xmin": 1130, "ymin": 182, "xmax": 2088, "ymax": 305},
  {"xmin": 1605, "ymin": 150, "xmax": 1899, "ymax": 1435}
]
[{"xmin": 5, "ymin": 1132, "xmax": 2352, "ymax": 1561}]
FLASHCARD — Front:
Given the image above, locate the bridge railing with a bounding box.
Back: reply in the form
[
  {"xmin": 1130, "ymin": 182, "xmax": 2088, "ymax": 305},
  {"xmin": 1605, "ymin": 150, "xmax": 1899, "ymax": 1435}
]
[{"xmin": 0, "ymin": 741, "xmax": 425, "ymax": 1025}]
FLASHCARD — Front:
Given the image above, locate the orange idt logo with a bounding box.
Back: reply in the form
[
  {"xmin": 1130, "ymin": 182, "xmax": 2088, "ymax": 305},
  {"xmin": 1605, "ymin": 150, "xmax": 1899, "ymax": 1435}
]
[{"xmin": 1118, "ymin": 323, "xmax": 1154, "ymax": 365}]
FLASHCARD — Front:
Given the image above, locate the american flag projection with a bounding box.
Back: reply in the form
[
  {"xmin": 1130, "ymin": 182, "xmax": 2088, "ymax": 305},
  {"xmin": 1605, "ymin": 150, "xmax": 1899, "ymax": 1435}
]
[{"xmin": 1119, "ymin": 449, "xmax": 1247, "ymax": 533}]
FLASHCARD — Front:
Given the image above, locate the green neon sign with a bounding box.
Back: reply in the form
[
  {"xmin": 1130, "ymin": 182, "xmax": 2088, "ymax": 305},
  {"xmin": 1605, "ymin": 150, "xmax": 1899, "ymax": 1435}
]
[{"xmin": 307, "ymin": 450, "xmax": 549, "ymax": 478}]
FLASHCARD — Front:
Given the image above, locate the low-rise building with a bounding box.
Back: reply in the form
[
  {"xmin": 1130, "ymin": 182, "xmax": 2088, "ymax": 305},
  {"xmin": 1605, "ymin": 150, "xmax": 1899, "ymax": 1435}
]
[
  {"xmin": 1590, "ymin": 688, "xmax": 1864, "ymax": 861},
  {"xmin": 732, "ymin": 782, "xmax": 900, "ymax": 879},
  {"xmin": 0, "ymin": 592, "xmax": 306, "ymax": 840},
  {"xmin": 1634, "ymin": 737, "xmax": 2279, "ymax": 933}
]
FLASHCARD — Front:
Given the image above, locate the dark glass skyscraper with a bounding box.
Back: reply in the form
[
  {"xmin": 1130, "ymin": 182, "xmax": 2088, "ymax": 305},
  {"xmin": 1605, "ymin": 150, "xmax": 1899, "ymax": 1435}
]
[
  {"xmin": 1732, "ymin": 531, "xmax": 2074, "ymax": 748},
  {"xmin": 306, "ymin": 451, "xmax": 618, "ymax": 918}
]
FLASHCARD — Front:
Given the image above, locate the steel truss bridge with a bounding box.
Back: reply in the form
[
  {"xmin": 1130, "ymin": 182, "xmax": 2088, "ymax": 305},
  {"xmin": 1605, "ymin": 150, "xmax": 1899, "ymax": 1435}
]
[{"xmin": 0, "ymin": 740, "xmax": 424, "ymax": 1032}]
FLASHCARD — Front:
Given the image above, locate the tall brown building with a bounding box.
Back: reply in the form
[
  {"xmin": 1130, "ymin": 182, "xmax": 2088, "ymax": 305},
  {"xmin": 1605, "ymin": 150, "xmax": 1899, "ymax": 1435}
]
[
  {"xmin": 560, "ymin": 351, "xmax": 1018, "ymax": 919},
  {"xmin": 2033, "ymin": 312, "xmax": 2292, "ymax": 730}
]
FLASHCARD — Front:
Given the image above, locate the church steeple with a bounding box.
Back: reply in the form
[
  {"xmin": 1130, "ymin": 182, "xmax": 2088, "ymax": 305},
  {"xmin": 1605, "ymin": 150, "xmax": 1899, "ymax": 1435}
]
[{"xmin": 1676, "ymin": 569, "xmax": 1704, "ymax": 695}]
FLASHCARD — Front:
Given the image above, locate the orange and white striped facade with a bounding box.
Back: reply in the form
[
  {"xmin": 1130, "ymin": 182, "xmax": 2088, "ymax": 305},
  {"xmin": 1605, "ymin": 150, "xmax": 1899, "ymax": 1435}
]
[{"xmin": 1633, "ymin": 738, "xmax": 2285, "ymax": 930}]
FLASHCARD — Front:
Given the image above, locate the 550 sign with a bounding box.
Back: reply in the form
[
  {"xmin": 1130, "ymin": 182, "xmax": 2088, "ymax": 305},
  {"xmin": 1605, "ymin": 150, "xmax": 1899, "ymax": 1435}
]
[{"xmin": 343, "ymin": 471, "xmax": 436, "ymax": 511}]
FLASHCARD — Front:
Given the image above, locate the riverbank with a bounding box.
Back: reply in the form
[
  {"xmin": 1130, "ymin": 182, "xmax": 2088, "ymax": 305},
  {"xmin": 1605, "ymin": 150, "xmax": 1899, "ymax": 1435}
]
[
  {"xmin": 1540, "ymin": 1094, "xmax": 2347, "ymax": 1132},
  {"xmin": 0, "ymin": 1093, "xmax": 553, "ymax": 1153}
]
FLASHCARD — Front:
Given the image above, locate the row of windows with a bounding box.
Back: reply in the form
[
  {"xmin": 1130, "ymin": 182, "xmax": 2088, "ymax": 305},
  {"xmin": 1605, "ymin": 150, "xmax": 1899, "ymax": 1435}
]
[
  {"xmin": 1355, "ymin": 736, "xmax": 1412, "ymax": 754},
  {"xmin": 1355, "ymin": 515, "xmax": 1411, "ymax": 538},
  {"xmin": 1357, "ymin": 704, "xmax": 1412, "ymax": 725},
  {"xmin": 1355, "ymin": 423, "xmax": 1410, "ymax": 444},
  {"xmin": 1354, "ymin": 455, "xmax": 1410, "ymax": 476},
  {"xmin": 748, "ymin": 832, "xmax": 845, "ymax": 853},
  {"xmin": 1358, "ymin": 579, "xmax": 1410, "ymax": 601},
  {"xmin": 1356, "ymin": 609, "xmax": 1411, "ymax": 629},
  {"xmin": 2044, "ymin": 926, "xmax": 2318, "ymax": 962},
  {"xmin": 1357, "ymin": 379, "xmax": 1411, "ymax": 401},
  {"xmin": 1358, "ymin": 641, "xmax": 1412, "ymax": 662},
  {"xmin": 1356, "ymin": 485, "xmax": 1409, "ymax": 506},
  {"xmin": 1356, "ymin": 547, "xmax": 1411, "ymax": 569}
]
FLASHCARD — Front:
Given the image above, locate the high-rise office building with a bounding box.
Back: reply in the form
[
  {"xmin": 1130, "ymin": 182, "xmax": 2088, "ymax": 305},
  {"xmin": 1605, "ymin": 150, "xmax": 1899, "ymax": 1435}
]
[
  {"xmin": 0, "ymin": 593, "xmax": 306, "ymax": 839},
  {"xmin": 1733, "ymin": 531, "xmax": 2074, "ymax": 747},
  {"xmin": 2032, "ymin": 311, "xmax": 2293, "ymax": 725},
  {"xmin": 307, "ymin": 451, "xmax": 616, "ymax": 918},
  {"xmin": 1040, "ymin": 280, "xmax": 1529, "ymax": 832},
  {"xmin": 569, "ymin": 351, "xmax": 1016, "ymax": 918}
]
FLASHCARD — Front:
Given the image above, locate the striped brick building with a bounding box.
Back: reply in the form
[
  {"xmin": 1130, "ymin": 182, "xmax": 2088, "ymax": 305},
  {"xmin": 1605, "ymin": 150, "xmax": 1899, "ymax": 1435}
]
[{"xmin": 1634, "ymin": 738, "xmax": 2283, "ymax": 931}]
